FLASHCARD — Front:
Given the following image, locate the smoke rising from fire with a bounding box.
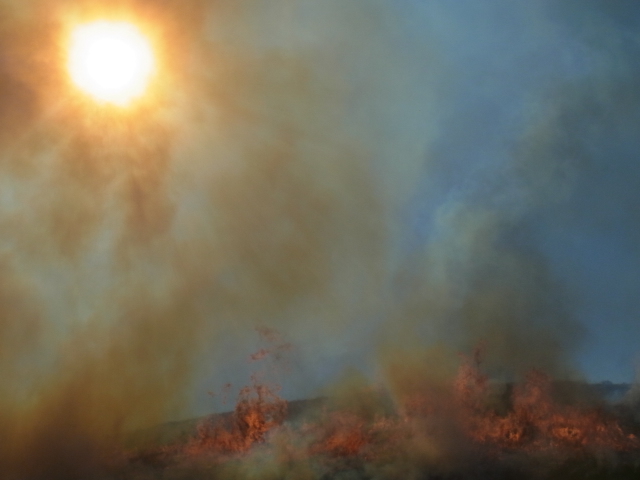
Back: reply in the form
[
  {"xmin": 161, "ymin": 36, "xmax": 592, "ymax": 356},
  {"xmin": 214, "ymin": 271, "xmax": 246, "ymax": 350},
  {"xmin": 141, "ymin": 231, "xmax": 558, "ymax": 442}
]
[{"xmin": 0, "ymin": 0, "xmax": 638, "ymax": 477}]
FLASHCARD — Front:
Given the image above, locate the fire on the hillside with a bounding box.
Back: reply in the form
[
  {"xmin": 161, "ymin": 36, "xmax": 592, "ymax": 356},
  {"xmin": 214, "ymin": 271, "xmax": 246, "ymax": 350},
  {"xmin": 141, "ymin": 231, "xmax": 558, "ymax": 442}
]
[{"xmin": 122, "ymin": 338, "xmax": 640, "ymax": 479}]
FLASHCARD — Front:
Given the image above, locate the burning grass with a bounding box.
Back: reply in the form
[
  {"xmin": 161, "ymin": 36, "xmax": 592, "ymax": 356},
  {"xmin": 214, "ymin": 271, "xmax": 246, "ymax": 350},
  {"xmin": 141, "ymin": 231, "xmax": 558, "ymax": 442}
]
[
  {"xmin": 119, "ymin": 343, "xmax": 640, "ymax": 479},
  {"xmin": 185, "ymin": 375, "xmax": 288, "ymax": 456},
  {"xmin": 453, "ymin": 356, "xmax": 639, "ymax": 453}
]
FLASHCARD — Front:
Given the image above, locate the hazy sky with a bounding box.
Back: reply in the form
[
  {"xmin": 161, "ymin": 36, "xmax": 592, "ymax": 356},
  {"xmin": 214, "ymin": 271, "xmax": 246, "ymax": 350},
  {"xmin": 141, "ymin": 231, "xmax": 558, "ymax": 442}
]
[
  {"xmin": 0, "ymin": 3, "xmax": 638, "ymax": 458},
  {"xmin": 394, "ymin": 0, "xmax": 640, "ymax": 383}
]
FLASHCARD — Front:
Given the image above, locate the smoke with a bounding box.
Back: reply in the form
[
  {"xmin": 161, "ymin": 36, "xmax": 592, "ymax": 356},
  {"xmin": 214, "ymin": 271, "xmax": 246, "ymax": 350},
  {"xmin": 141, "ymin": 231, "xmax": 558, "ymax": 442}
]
[
  {"xmin": 0, "ymin": 0, "xmax": 637, "ymax": 477},
  {"xmin": 0, "ymin": 0, "xmax": 406, "ymax": 476}
]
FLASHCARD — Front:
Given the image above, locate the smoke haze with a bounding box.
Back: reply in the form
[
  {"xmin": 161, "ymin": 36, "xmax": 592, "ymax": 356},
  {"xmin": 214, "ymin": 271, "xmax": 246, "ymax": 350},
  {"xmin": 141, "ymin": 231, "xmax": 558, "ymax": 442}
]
[{"xmin": 0, "ymin": 0, "xmax": 638, "ymax": 477}]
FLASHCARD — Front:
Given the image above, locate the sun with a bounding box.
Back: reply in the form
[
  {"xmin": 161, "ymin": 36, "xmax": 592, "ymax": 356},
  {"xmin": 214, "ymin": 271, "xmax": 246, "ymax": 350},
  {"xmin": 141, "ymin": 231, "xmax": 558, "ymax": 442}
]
[{"xmin": 68, "ymin": 21, "xmax": 155, "ymax": 106}]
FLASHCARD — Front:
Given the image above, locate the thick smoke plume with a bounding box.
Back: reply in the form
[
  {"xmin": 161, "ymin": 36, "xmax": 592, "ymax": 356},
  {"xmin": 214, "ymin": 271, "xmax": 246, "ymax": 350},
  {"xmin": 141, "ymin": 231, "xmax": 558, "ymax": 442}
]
[
  {"xmin": 0, "ymin": 0, "xmax": 637, "ymax": 478},
  {"xmin": 0, "ymin": 0, "xmax": 393, "ymax": 476}
]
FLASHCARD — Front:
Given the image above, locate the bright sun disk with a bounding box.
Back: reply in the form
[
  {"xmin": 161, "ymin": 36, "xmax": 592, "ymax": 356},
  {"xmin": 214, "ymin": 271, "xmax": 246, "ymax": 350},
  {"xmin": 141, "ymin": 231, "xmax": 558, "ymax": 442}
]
[{"xmin": 68, "ymin": 21, "xmax": 155, "ymax": 106}]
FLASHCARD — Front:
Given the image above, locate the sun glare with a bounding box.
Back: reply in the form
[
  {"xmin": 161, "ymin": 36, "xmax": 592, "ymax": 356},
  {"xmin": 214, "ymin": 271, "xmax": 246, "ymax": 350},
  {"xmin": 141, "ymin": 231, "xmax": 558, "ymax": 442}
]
[{"xmin": 68, "ymin": 21, "xmax": 155, "ymax": 106}]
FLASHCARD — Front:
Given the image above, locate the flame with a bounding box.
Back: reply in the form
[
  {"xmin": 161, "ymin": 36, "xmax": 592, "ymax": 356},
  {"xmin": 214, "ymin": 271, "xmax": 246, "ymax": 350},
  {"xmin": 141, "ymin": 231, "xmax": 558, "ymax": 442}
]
[
  {"xmin": 121, "ymin": 341, "xmax": 639, "ymax": 478},
  {"xmin": 186, "ymin": 376, "xmax": 288, "ymax": 456},
  {"xmin": 453, "ymin": 358, "xmax": 639, "ymax": 453}
]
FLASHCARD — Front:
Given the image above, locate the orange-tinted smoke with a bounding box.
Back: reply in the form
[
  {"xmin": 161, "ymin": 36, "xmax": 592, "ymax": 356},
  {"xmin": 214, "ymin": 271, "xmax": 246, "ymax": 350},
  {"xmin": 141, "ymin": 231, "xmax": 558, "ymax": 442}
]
[{"xmin": 0, "ymin": 0, "xmax": 391, "ymax": 477}]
